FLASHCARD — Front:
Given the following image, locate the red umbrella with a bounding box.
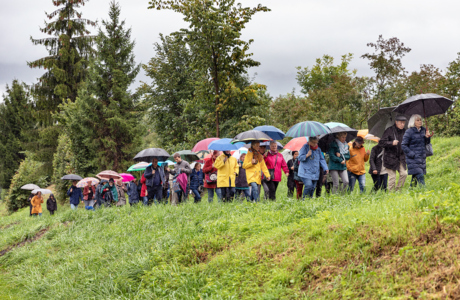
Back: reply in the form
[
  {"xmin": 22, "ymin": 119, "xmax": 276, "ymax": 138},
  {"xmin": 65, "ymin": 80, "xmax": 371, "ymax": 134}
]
[
  {"xmin": 284, "ymin": 137, "xmax": 309, "ymax": 151},
  {"xmin": 203, "ymin": 151, "xmax": 222, "ymax": 160},
  {"xmin": 96, "ymin": 170, "xmax": 122, "ymax": 180},
  {"xmin": 192, "ymin": 138, "xmax": 220, "ymax": 152}
]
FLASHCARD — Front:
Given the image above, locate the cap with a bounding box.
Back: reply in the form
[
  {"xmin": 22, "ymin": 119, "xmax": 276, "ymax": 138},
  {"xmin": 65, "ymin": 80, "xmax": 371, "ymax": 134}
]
[
  {"xmin": 395, "ymin": 115, "xmax": 407, "ymax": 121},
  {"xmin": 355, "ymin": 136, "xmax": 364, "ymax": 144}
]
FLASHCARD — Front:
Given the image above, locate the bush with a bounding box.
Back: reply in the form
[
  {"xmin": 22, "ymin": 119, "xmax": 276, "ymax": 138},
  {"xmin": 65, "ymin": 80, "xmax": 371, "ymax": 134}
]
[
  {"xmin": 52, "ymin": 133, "xmax": 78, "ymax": 203},
  {"xmin": 5, "ymin": 157, "xmax": 49, "ymax": 213}
]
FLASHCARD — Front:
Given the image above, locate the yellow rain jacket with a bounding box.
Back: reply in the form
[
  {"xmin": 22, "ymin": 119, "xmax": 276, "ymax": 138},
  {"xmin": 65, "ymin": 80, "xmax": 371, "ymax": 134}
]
[
  {"xmin": 31, "ymin": 195, "xmax": 43, "ymax": 214},
  {"xmin": 243, "ymin": 149, "xmax": 270, "ymax": 185},
  {"xmin": 214, "ymin": 154, "xmax": 239, "ymax": 188}
]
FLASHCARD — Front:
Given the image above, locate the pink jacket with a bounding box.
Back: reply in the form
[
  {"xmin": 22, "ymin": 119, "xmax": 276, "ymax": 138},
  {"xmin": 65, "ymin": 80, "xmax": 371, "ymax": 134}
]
[{"xmin": 264, "ymin": 152, "xmax": 289, "ymax": 182}]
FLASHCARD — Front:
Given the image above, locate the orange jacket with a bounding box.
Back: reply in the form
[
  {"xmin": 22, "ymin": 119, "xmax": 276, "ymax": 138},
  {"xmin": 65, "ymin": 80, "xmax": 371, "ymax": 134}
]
[
  {"xmin": 346, "ymin": 142, "xmax": 370, "ymax": 175},
  {"xmin": 31, "ymin": 196, "xmax": 43, "ymax": 214}
]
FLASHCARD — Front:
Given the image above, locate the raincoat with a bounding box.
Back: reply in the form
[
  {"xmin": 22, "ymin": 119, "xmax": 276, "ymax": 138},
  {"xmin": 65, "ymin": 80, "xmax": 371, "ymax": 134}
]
[
  {"xmin": 214, "ymin": 154, "xmax": 239, "ymax": 188},
  {"xmin": 264, "ymin": 151, "xmax": 289, "ymax": 182},
  {"xmin": 243, "ymin": 149, "xmax": 270, "ymax": 185},
  {"xmin": 31, "ymin": 195, "xmax": 43, "ymax": 214},
  {"xmin": 346, "ymin": 142, "xmax": 370, "ymax": 175},
  {"xmin": 67, "ymin": 186, "xmax": 83, "ymax": 206},
  {"xmin": 298, "ymin": 144, "xmax": 328, "ymax": 180}
]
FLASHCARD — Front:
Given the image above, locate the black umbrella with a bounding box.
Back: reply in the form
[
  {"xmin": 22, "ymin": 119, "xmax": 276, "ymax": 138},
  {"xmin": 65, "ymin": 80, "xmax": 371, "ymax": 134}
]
[
  {"xmin": 368, "ymin": 106, "xmax": 409, "ymax": 138},
  {"xmin": 393, "ymin": 93, "xmax": 453, "ymax": 130},
  {"xmin": 61, "ymin": 174, "xmax": 83, "ymax": 181},
  {"xmin": 167, "ymin": 150, "xmax": 200, "ymax": 163},
  {"xmin": 133, "ymin": 148, "xmax": 170, "ymax": 162},
  {"xmin": 231, "ymin": 130, "xmax": 272, "ymax": 144},
  {"xmin": 318, "ymin": 126, "xmax": 358, "ymax": 153}
]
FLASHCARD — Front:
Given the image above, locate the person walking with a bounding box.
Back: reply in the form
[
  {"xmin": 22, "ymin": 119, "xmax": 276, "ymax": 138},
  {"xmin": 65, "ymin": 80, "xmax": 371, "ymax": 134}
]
[
  {"xmin": 298, "ymin": 137, "xmax": 329, "ymax": 198},
  {"xmin": 235, "ymin": 152, "xmax": 250, "ymax": 201},
  {"xmin": 190, "ymin": 162, "xmax": 204, "ymax": 203},
  {"xmin": 287, "ymin": 151, "xmax": 298, "ymax": 198},
  {"xmin": 126, "ymin": 177, "xmax": 140, "ymax": 206},
  {"xmin": 144, "ymin": 158, "xmax": 166, "ymax": 205},
  {"xmin": 346, "ymin": 136, "xmax": 370, "ymax": 193},
  {"xmin": 264, "ymin": 141, "xmax": 289, "ymax": 200},
  {"xmin": 46, "ymin": 193, "xmax": 58, "ymax": 215},
  {"xmin": 214, "ymin": 150, "xmax": 239, "ymax": 202},
  {"xmin": 243, "ymin": 141, "xmax": 270, "ymax": 202},
  {"xmin": 102, "ymin": 178, "xmax": 118, "ymax": 206},
  {"xmin": 328, "ymin": 132, "xmax": 350, "ymax": 194},
  {"xmin": 401, "ymin": 114, "xmax": 433, "ymax": 187},
  {"xmin": 28, "ymin": 193, "xmax": 34, "ymax": 216},
  {"xmin": 116, "ymin": 180, "xmax": 127, "ymax": 207},
  {"xmin": 369, "ymin": 143, "xmax": 388, "ymax": 191},
  {"xmin": 166, "ymin": 153, "xmax": 192, "ymax": 204},
  {"xmin": 140, "ymin": 174, "xmax": 148, "ymax": 205},
  {"xmin": 379, "ymin": 115, "xmax": 408, "ymax": 191},
  {"xmin": 31, "ymin": 191, "xmax": 44, "ymax": 217},
  {"xmin": 67, "ymin": 180, "xmax": 83, "ymax": 210},
  {"xmin": 292, "ymin": 152, "xmax": 304, "ymax": 199},
  {"xmin": 203, "ymin": 150, "xmax": 219, "ymax": 202},
  {"xmin": 83, "ymin": 181, "xmax": 96, "ymax": 210}
]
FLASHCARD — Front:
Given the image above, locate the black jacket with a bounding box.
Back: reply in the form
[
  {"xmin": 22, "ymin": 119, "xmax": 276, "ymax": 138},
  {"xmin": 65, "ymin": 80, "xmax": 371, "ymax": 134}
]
[
  {"xmin": 378, "ymin": 124, "xmax": 406, "ymax": 171},
  {"xmin": 235, "ymin": 162, "xmax": 249, "ymax": 188},
  {"xmin": 46, "ymin": 197, "xmax": 57, "ymax": 211},
  {"xmin": 368, "ymin": 144, "xmax": 384, "ymax": 175},
  {"xmin": 401, "ymin": 126, "xmax": 431, "ymax": 175}
]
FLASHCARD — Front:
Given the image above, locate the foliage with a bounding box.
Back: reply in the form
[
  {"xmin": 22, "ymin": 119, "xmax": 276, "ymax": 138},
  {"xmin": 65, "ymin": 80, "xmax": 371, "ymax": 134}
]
[
  {"xmin": 58, "ymin": 1, "xmax": 142, "ymax": 172},
  {"xmin": 4, "ymin": 157, "xmax": 49, "ymax": 213},
  {"xmin": 148, "ymin": 0, "xmax": 270, "ymax": 137},
  {"xmin": 0, "ymin": 81, "xmax": 34, "ymax": 189}
]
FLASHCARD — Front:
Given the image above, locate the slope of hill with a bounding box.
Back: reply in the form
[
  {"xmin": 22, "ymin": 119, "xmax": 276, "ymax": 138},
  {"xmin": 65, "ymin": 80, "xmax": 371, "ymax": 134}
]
[{"xmin": 1, "ymin": 137, "xmax": 460, "ymax": 299}]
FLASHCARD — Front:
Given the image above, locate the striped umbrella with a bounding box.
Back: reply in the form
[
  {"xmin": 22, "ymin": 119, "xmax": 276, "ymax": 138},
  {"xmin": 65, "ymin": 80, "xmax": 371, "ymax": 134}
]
[
  {"xmin": 286, "ymin": 121, "xmax": 331, "ymax": 138},
  {"xmin": 96, "ymin": 170, "xmax": 122, "ymax": 180},
  {"xmin": 127, "ymin": 162, "xmax": 151, "ymax": 172},
  {"xmin": 76, "ymin": 177, "xmax": 100, "ymax": 188}
]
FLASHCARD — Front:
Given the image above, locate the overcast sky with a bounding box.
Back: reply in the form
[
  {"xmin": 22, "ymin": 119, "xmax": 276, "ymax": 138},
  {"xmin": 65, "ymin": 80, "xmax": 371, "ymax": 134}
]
[{"xmin": 1, "ymin": 0, "xmax": 460, "ymax": 99}]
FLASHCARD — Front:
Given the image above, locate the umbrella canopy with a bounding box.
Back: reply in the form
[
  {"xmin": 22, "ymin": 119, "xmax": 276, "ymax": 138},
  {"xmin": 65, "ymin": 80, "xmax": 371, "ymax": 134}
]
[
  {"xmin": 253, "ymin": 125, "xmax": 285, "ymax": 140},
  {"xmin": 283, "ymin": 137, "xmax": 309, "ymax": 151},
  {"xmin": 20, "ymin": 184, "xmax": 41, "ymax": 191},
  {"xmin": 127, "ymin": 162, "xmax": 151, "ymax": 172},
  {"xmin": 203, "ymin": 151, "xmax": 222, "ymax": 161},
  {"xmin": 364, "ymin": 134, "xmax": 380, "ymax": 142},
  {"xmin": 208, "ymin": 138, "xmax": 240, "ymax": 151},
  {"xmin": 281, "ymin": 149, "xmax": 293, "ymax": 163},
  {"xmin": 119, "ymin": 173, "xmax": 136, "ymax": 182},
  {"xmin": 368, "ymin": 106, "xmax": 408, "ymax": 138},
  {"xmin": 196, "ymin": 150, "xmax": 210, "ymax": 160},
  {"xmin": 232, "ymin": 147, "xmax": 248, "ymax": 160},
  {"xmin": 159, "ymin": 160, "xmax": 176, "ymax": 166},
  {"xmin": 133, "ymin": 148, "xmax": 170, "ymax": 162},
  {"xmin": 32, "ymin": 188, "xmax": 53, "ymax": 195},
  {"xmin": 192, "ymin": 138, "xmax": 220, "ymax": 152},
  {"xmin": 76, "ymin": 177, "xmax": 100, "ymax": 188},
  {"xmin": 357, "ymin": 129, "xmax": 369, "ymax": 139},
  {"xmin": 260, "ymin": 141, "xmax": 284, "ymax": 150},
  {"xmin": 286, "ymin": 121, "xmax": 331, "ymax": 138},
  {"xmin": 168, "ymin": 150, "xmax": 200, "ymax": 163},
  {"xmin": 318, "ymin": 124, "xmax": 358, "ymax": 152},
  {"xmin": 96, "ymin": 170, "xmax": 122, "ymax": 180},
  {"xmin": 61, "ymin": 174, "xmax": 83, "ymax": 181},
  {"xmin": 393, "ymin": 93, "xmax": 453, "ymax": 118},
  {"xmin": 231, "ymin": 130, "xmax": 272, "ymax": 144}
]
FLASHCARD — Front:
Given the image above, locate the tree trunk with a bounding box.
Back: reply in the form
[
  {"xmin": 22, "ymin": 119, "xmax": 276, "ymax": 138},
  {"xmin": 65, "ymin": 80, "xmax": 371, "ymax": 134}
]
[{"xmin": 211, "ymin": 48, "xmax": 220, "ymax": 137}]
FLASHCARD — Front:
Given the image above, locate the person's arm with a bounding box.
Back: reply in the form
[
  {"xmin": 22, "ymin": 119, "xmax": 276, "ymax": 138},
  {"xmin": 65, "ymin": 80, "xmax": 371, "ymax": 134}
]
[
  {"xmin": 183, "ymin": 163, "xmax": 192, "ymax": 174},
  {"xmin": 233, "ymin": 159, "xmax": 239, "ymax": 176},
  {"xmin": 379, "ymin": 128, "xmax": 396, "ymax": 148},
  {"xmin": 401, "ymin": 130, "xmax": 415, "ymax": 158},
  {"xmin": 364, "ymin": 149, "xmax": 370, "ymax": 162},
  {"xmin": 319, "ymin": 151, "xmax": 328, "ymax": 172},
  {"xmin": 328, "ymin": 144, "xmax": 342, "ymax": 163},
  {"xmin": 344, "ymin": 146, "xmax": 351, "ymax": 160},
  {"xmin": 369, "ymin": 148, "xmax": 377, "ymax": 171},
  {"xmin": 287, "ymin": 159, "xmax": 294, "ymax": 171},
  {"xmin": 280, "ymin": 156, "xmax": 289, "ymax": 175},
  {"xmin": 67, "ymin": 187, "xmax": 72, "ymax": 196},
  {"xmin": 243, "ymin": 152, "xmax": 253, "ymax": 169},
  {"xmin": 299, "ymin": 144, "xmax": 309, "ymax": 162},
  {"xmin": 144, "ymin": 168, "xmax": 153, "ymax": 179},
  {"xmin": 214, "ymin": 156, "xmax": 225, "ymax": 169},
  {"xmin": 260, "ymin": 159, "xmax": 270, "ymax": 179}
]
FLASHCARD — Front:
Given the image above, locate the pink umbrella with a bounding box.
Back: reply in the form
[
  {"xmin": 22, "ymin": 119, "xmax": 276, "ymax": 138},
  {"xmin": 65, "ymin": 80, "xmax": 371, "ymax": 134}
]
[
  {"xmin": 192, "ymin": 138, "xmax": 220, "ymax": 152},
  {"xmin": 76, "ymin": 177, "xmax": 100, "ymax": 188},
  {"xmin": 119, "ymin": 173, "xmax": 136, "ymax": 182},
  {"xmin": 96, "ymin": 170, "xmax": 122, "ymax": 180}
]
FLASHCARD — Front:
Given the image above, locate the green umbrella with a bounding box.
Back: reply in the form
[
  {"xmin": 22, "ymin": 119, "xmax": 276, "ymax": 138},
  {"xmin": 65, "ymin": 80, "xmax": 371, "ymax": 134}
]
[
  {"xmin": 127, "ymin": 162, "xmax": 151, "ymax": 172},
  {"xmin": 286, "ymin": 121, "xmax": 331, "ymax": 138},
  {"xmin": 168, "ymin": 150, "xmax": 200, "ymax": 163}
]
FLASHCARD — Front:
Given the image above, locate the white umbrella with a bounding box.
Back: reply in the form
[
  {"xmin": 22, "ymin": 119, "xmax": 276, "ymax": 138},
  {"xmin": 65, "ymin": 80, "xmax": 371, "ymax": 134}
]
[
  {"xmin": 31, "ymin": 189, "xmax": 53, "ymax": 195},
  {"xmin": 21, "ymin": 184, "xmax": 41, "ymax": 190},
  {"xmin": 232, "ymin": 147, "xmax": 248, "ymax": 160}
]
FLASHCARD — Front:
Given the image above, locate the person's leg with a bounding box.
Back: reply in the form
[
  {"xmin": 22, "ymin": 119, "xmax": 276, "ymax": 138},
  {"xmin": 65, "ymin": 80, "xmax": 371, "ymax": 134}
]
[
  {"xmin": 192, "ymin": 189, "xmax": 201, "ymax": 203},
  {"xmin": 357, "ymin": 174, "xmax": 366, "ymax": 193},
  {"xmin": 71, "ymin": 204, "xmax": 77, "ymax": 210},
  {"xmin": 301, "ymin": 178, "xmax": 313, "ymax": 199},
  {"xmin": 371, "ymin": 174, "xmax": 379, "ymax": 191},
  {"xmin": 316, "ymin": 168, "xmax": 324, "ymax": 197},
  {"xmin": 339, "ymin": 170, "xmax": 349, "ymax": 193},
  {"xmin": 267, "ymin": 181, "xmax": 278, "ymax": 200},
  {"xmin": 228, "ymin": 187, "xmax": 236, "ymax": 202},
  {"xmin": 396, "ymin": 163, "xmax": 408, "ymax": 191},
  {"xmin": 142, "ymin": 196, "xmax": 149, "ymax": 206},
  {"xmin": 387, "ymin": 168, "xmax": 397, "ymax": 192},
  {"xmin": 348, "ymin": 172, "xmax": 357, "ymax": 193},
  {"xmin": 38, "ymin": 213, "xmax": 42, "ymax": 216},
  {"xmin": 295, "ymin": 181, "xmax": 303, "ymax": 199},
  {"xmin": 207, "ymin": 188, "xmax": 214, "ymax": 203},
  {"xmin": 415, "ymin": 174, "xmax": 425, "ymax": 186},
  {"xmin": 243, "ymin": 189, "xmax": 251, "ymax": 201},
  {"xmin": 215, "ymin": 188, "xmax": 223, "ymax": 202},
  {"xmin": 330, "ymin": 170, "xmax": 340, "ymax": 194},
  {"xmin": 261, "ymin": 180, "xmax": 269, "ymax": 200},
  {"xmin": 381, "ymin": 174, "xmax": 388, "ymax": 191},
  {"xmin": 154, "ymin": 186, "xmax": 163, "ymax": 205},
  {"xmin": 250, "ymin": 182, "xmax": 259, "ymax": 202}
]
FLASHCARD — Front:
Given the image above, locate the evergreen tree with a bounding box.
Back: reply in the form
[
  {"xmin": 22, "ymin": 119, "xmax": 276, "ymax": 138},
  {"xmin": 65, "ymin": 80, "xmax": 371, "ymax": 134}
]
[
  {"xmin": 0, "ymin": 80, "xmax": 34, "ymax": 188},
  {"xmin": 58, "ymin": 1, "xmax": 141, "ymax": 172}
]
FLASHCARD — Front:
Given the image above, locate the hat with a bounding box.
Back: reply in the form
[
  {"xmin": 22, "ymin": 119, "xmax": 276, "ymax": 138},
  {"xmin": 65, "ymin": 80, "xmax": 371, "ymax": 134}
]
[
  {"xmin": 355, "ymin": 136, "xmax": 364, "ymax": 144},
  {"xmin": 395, "ymin": 115, "xmax": 407, "ymax": 121},
  {"xmin": 109, "ymin": 178, "xmax": 114, "ymax": 183}
]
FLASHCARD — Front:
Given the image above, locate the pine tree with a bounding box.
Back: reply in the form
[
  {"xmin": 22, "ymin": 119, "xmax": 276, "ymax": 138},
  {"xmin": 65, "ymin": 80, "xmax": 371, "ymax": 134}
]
[
  {"xmin": 0, "ymin": 81, "xmax": 34, "ymax": 188},
  {"xmin": 58, "ymin": 1, "xmax": 141, "ymax": 172}
]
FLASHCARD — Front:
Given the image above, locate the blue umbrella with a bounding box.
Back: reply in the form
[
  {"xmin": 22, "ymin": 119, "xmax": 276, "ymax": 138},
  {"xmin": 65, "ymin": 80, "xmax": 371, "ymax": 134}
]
[
  {"xmin": 208, "ymin": 138, "xmax": 240, "ymax": 151},
  {"xmin": 286, "ymin": 121, "xmax": 331, "ymax": 138},
  {"xmin": 253, "ymin": 125, "xmax": 285, "ymax": 140}
]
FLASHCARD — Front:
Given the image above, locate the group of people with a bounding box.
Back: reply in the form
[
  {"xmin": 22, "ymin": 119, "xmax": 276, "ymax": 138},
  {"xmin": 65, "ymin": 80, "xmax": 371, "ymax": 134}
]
[{"xmin": 30, "ymin": 113, "xmax": 433, "ymax": 214}]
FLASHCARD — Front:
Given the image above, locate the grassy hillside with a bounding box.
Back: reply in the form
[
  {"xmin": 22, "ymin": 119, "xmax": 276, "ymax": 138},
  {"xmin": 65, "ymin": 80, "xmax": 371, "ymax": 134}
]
[{"xmin": 1, "ymin": 137, "xmax": 460, "ymax": 299}]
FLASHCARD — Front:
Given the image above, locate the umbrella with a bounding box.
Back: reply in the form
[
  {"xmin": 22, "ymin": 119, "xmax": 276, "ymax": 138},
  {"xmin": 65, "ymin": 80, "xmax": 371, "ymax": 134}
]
[
  {"xmin": 260, "ymin": 141, "xmax": 284, "ymax": 150},
  {"xmin": 231, "ymin": 130, "xmax": 272, "ymax": 144},
  {"xmin": 208, "ymin": 138, "xmax": 240, "ymax": 151},
  {"xmin": 318, "ymin": 123, "xmax": 358, "ymax": 152},
  {"xmin": 192, "ymin": 138, "xmax": 220, "ymax": 152},
  {"xmin": 365, "ymin": 134, "xmax": 380, "ymax": 142},
  {"xmin": 281, "ymin": 149, "xmax": 293, "ymax": 163},
  {"xmin": 21, "ymin": 184, "xmax": 41, "ymax": 190},
  {"xmin": 119, "ymin": 173, "xmax": 136, "ymax": 182},
  {"xmin": 61, "ymin": 174, "xmax": 83, "ymax": 181},
  {"xmin": 133, "ymin": 148, "xmax": 170, "ymax": 162},
  {"xmin": 159, "ymin": 160, "xmax": 176, "ymax": 166},
  {"xmin": 168, "ymin": 150, "xmax": 200, "ymax": 163},
  {"xmin": 196, "ymin": 150, "xmax": 210, "ymax": 160},
  {"xmin": 76, "ymin": 177, "xmax": 99, "ymax": 188},
  {"xmin": 32, "ymin": 188, "xmax": 53, "ymax": 195},
  {"xmin": 253, "ymin": 125, "xmax": 285, "ymax": 140},
  {"xmin": 96, "ymin": 170, "xmax": 122, "ymax": 180},
  {"xmin": 283, "ymin": 137, "xmax": 309, "ymax": 151},
  {"xmin": 127, "ymin": 162, "xmax": 151, "ymax": 172},
  {"xmin": 393, "ymin": 93, "xmax": 454, "ymax": 130},
  {"xmin": 286, "ymin": 121, "xmax": 331, "ymax": 138},
  {"xmin": 368, "ymin": 106, "xmax": 408, "ymax": 138},
  {"xmin": 232, "ymin": 147, "xmax": 248, "ymax": 160},
  {"xmin": 203, "ymin": 151, "xmax": 222, "ymax": 161}
]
